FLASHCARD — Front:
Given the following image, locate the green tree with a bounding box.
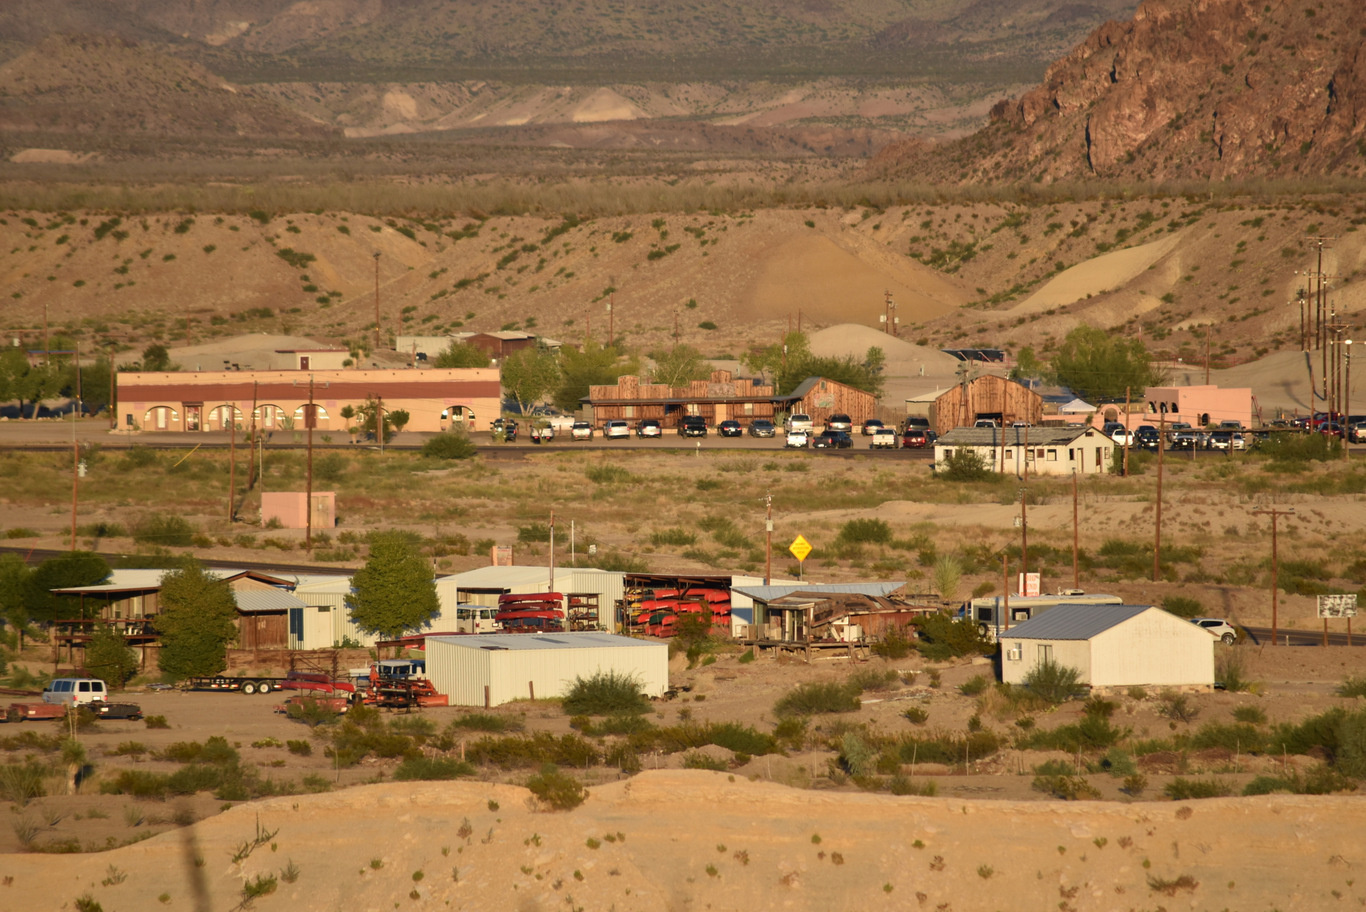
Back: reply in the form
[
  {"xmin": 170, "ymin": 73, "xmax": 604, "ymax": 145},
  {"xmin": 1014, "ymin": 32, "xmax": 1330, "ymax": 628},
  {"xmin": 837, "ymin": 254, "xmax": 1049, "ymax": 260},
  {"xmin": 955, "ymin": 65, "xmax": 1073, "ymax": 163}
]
[
  {"xmin": 648, "ymin": 343, "xmax": 711, "ymax": 388},
  {"xmin": 1051, "ymin": 325, "xmax": 1161, "ymax": 401},
  {"xmin": 85, "ymin": 624, "xmax": 138, "ymax": 689},
  {"xmin": 432, "ymin": 341, "xmax": 489, "ymax": 369},
  {"xmin": 553, "ymin": 341, "xmax": 638, "ymax": 413},
  {"xmin": 156, "ymin": 562, "xmax": 239, "ymax": 679},
  {"xmin": 1008, "ymin": 346, "xmax": 1047, "ymax": 383},
  {"xmin": 27, "ymin": 551, "xmax": 111, "ymax": 624},
  {"xmin": 140, "ymin": 343, "xmax": 177, "ymax": 372},
  {"xmin": 501, "ymin": 346, "xmax": 561, "ymax": 415},
  {"xmin": 743, "ymin": 331, "xmax": 810, "ymax": 384},
  {"xmin": 388, "ymin": 409, "xmax": 410, "ymax": 434},
  {"xmin": 0, "ymin": 349, "xmax": 62, "ymax": 419},
  {"xmin": 0, "ymin": 553, "xmax": 32, "ymax": 649},
  {"xmin": 345, "ymin": 533, "xmax": 440, "ymax": 638}
]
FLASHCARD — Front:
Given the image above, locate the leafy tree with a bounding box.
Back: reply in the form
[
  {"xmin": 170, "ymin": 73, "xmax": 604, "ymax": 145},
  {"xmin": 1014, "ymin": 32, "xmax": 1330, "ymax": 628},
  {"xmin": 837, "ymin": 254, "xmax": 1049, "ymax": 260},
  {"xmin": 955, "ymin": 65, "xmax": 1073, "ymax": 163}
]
[
  {"xmin": 432, "ymin": 341, "xmax": 489, "ymax": 369},
  {"xmin": 501, "ymin": 346, "xmax": 561, "ymax": 415},
  {"xmin": 909, "ymin": 613, "xmax": 994, "ymax": 661},
  {"xmin": 1009, "ymin": 346, "xmax": 1046, "ymax": 383},
  {"xmin": 743, "ymin": 331, "xmax": 810, "ymax": 384},
  {"xmin": 27, "ymin": 551, "xmax": 111, "ymax": 624},
  {"xmin": 0, "ymin": 553, "xmax": 32, "ymax": 649},
  {"xmin": 353, "ymin": 396, "xmax": 399, "ymax": 441},
  {"xmin": 0, "ymin": 349, "xmax": 61, "ymax": 418},
  {"xmin": 553, "ymin": 341, "xmax": 638, "ymax": 413},
  {"xmin": 648, "ymin": 343, "xmax": 711, "ymax": 388},
  {"xmin": 156, "ymin": 561, "xmax": 239, "ymax": 679},
  {"xmin": 1051, "ymin": 325, "xmax": 1161, "ymax": 401},
  {"xmin": 345, "ymin": 532, "xmax": 440, "ymax": 638},
  {"xmin": 388, "ymin": 410, "xmax": 410, "ymax": 434},
  {"xmin": 85, "ymin": 624, "xmax": 138, "ymax": 689},
  {"xmin": 140, "ymin": 343, "xmax": 177, "ymax": 372}
]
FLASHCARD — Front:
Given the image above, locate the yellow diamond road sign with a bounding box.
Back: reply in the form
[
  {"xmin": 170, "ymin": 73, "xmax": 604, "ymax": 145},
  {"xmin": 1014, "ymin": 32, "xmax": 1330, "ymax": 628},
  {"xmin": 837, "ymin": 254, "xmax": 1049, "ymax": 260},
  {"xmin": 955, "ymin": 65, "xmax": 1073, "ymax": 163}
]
[{"xmin": 789, "ymin": 535, "xmax": 812, "ymax": 563}]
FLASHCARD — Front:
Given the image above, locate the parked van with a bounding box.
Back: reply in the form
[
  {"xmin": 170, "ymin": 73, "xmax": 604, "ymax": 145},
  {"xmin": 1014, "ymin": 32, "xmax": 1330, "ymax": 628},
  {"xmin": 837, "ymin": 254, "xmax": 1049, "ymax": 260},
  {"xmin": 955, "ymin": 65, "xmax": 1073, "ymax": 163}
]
[{"xmin": 43, "ymin": 678, "xmax": 108, "ymax": 705}]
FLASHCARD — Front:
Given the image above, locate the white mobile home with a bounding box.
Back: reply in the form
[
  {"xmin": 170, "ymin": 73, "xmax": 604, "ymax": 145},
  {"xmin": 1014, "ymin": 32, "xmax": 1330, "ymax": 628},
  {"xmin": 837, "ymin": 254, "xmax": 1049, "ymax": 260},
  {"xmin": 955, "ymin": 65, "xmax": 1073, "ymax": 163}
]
[
  {"xmin": 426, "ymin": 632, "xmax": 668, "ymax": 707},
  {"xmin": 1000, "ymin": 604, "xmax": 1215, "ymax": 690}
]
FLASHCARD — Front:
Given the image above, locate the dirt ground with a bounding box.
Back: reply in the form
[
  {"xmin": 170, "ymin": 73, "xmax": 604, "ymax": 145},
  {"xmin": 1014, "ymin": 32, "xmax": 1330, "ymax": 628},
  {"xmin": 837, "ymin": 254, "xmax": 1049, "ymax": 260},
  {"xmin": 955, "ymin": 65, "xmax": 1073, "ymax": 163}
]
[{"xmin": 2, "ymin": 639, "xmax": 1366, "ymax": 912}]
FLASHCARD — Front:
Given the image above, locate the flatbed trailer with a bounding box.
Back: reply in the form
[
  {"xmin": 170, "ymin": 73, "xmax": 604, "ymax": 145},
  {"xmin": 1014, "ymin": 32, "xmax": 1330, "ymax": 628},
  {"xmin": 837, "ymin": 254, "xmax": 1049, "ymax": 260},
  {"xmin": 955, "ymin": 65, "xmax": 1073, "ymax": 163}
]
[{"xmin": 182, "ymin": 675, "xmax": 286, "ymax": 695}]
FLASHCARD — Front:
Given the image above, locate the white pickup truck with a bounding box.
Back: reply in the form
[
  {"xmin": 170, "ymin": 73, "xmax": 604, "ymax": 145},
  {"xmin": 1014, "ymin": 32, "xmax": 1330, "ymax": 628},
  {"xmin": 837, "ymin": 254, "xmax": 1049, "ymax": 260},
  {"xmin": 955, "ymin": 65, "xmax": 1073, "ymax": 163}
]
[{"xmin": 784, "ymin": 413, "xmax": 814, "ymax": 433}]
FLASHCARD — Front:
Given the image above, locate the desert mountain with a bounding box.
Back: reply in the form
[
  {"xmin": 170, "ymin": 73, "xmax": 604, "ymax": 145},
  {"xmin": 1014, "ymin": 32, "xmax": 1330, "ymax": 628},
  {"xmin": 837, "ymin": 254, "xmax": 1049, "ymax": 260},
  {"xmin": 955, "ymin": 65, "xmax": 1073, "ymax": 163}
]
[
  {"xmin": 0, "ymin": 35, "xmax": 336, "ymax": 139},
  {"xmin": 874, "ymin": 0, "xmax": 1366, "ymax": 182}
]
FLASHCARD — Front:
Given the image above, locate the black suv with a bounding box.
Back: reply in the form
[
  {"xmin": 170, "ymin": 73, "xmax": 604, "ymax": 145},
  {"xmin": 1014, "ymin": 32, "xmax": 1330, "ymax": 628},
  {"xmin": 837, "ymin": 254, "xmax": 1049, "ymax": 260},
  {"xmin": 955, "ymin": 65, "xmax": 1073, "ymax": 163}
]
[
  {"xmin": 679, "ymin": 416, "xmax": 708, "ymax": 437},
  {"xmin": 1134, "ymin": 425, "xmax": 1161, "ymax": 450}
]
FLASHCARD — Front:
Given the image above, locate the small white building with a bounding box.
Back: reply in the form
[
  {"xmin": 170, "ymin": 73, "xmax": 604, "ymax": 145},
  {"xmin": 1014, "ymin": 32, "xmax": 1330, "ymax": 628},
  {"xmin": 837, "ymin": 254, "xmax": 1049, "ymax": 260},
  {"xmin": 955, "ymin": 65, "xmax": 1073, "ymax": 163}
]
[
  {"xmin": 426, "ymin": 632, "xmax": 668, "ymax": 707},
  {"xmin": 935, "ymin": 425, "xmax": 1114, "ymax": 476},
  {"xmin": 999, "ymin": 604, "xmax": 1215, "ymax": 691}
]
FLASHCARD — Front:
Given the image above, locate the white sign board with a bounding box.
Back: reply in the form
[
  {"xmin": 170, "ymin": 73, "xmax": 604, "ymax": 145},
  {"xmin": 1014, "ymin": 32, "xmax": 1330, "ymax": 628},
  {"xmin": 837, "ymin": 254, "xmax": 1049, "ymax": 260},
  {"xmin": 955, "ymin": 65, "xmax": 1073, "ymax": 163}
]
[
  {"xmin": 1318, "ymin": 594, "xmax": 1358, "ymax": 618},
  {"xmin": 1017, "ymin": 572, "xmax": 1041, "ymax": 598}
]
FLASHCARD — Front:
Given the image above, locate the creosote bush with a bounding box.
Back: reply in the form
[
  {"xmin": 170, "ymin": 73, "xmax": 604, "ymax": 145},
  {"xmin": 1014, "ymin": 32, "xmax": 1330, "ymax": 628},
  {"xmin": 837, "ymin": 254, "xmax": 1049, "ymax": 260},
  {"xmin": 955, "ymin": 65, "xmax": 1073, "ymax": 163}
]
[
  {"xmin": 1023, "ymin": 658, "xmax": 1083, "ymax": 704},
  {"xmin": 562, "ymin": 671, "xmax": 649, "ymax": 716},
  {"xmin": 526, "ymin": 764, "xmax": 587, "ymax": 811},
  {"xmin": 773, "ymin": 681, "xmax": 861, "ymax": 718}
]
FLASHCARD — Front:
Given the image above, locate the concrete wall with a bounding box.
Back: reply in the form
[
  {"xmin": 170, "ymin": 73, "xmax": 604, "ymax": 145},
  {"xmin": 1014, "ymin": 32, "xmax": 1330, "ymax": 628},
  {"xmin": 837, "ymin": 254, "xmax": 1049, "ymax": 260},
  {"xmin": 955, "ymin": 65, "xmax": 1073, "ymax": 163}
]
[{"xmin": 261, "ymin": 492, "xmax": 335, "ymax": 530}]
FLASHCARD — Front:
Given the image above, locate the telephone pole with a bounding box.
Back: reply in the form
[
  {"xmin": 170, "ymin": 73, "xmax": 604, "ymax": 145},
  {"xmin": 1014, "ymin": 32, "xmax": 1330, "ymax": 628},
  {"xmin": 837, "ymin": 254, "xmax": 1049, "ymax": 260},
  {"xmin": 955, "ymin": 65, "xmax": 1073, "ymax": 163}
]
[
  {"xmin": 372, "ymin": 251, "xmax": 382, "ymax": 354},
  {"xmin": 1252, "ymin": 506, "xmax": 1295, "ymax": 645}
]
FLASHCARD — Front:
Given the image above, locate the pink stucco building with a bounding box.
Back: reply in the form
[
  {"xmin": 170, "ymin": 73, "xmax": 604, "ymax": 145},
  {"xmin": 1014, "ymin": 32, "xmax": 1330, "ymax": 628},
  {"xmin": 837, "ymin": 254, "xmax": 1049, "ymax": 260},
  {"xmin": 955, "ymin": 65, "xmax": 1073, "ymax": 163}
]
[
  {"xmin": 1141, "ymin": 385, "xmax": 1253, "ymax": 428},
  {"xmin": 116, "ymin": 368, "xmax": 501, "ymax": 434}
]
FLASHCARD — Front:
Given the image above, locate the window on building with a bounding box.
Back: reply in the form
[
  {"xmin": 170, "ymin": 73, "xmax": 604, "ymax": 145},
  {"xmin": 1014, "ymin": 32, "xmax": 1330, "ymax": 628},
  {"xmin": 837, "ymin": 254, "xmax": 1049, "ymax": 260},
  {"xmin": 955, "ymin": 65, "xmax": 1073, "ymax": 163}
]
[
  {"xmin": 1038, "ymin": 644, "xmax": 1053, "ymax": 664},
  {"xmin": 1046, "ymin": 449, "xmax": 1057, "ymax": 461}
]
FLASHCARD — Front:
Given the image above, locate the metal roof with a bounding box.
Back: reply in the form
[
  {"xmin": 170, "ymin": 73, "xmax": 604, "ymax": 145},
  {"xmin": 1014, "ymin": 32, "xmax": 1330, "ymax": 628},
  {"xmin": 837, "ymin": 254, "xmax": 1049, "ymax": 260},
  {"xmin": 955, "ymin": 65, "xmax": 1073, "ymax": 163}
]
[
  {"xmin": 429, "ymin": 632, "xmax": 663, "ymax": 652},
  {"xmin": 732, "ymin": 582, "xmax": 905, "ymax": 603},
  {"xmin": 234, "ymin": 589, "xmax": 306, "ymax": 614},
  {"xmin": 936, "ymin": 426, "xmax": 1105, "ymax": 447},
  {"xmin": 1000, "ymin": 604, "xmax": 1155, "ymax": 640},
  {"xmin": 53, "ymin": 567, "xmax": 296, "ymax": 595}
]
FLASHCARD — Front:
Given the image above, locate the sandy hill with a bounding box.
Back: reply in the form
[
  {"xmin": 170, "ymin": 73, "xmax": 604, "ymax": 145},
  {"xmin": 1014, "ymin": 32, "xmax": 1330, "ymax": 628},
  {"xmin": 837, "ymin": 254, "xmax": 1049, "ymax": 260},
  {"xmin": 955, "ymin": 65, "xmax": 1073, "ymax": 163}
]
[
  {"xmin": 874, "ymin": 0, "xmax": 1366, "ymax": 182},
  {"xmin": 2, "ymin": 773, "xmax": 1358, "ymax": 912},
  {"xmin": 0, "ymin": 34, "xmax": 336, "ymax": 138}
]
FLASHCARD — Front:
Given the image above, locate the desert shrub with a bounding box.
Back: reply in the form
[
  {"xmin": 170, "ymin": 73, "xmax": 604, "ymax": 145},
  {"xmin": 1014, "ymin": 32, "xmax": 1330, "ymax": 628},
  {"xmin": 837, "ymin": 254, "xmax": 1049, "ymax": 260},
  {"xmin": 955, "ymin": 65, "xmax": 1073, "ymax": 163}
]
[
  {"xmin": 572, "ymin": 714, "xmax": 654, "ymax": 736},
  {"xmin": 516, "ymin": 522, "xmax": 552, "ymax": 543},
  {"xmin": 773, "ymin": 681, "xmax": 861, "ymax": 718},
  {"xmin": 897, "ymin": 729, "xmax": 1003, "ymax": 765},
  {"xmin": 562, "ymin": 671, "xmax": 649, "ymax": 716},
  {"xmin": 526, "ymin": 764, "xmax": 587, "ymax": 810},
  {"xmin": 285, "ymin": 740, "xmax": 312, "ymax": 756},
  {"xmin": 100, "ymin": 769, "xmax": 169, "ymax": 799},
  {"xmin": 313, "ymin": 453, "xmax": 348, "ymax": 481},
  {"xmin": 394, "ymin": 756, "xmax": 475, "ymax": 780},
  {"xmin": 1216, "ymin": 651, "xmax": 1255, "ymax": 692},
  {"xmin": 132, "ymin": 513, "xmax": 194, "ymax": 547},
  {"xmin": 1233, "ymin": 705, "xmax": 1267, "ymax": 725},
  {"xmin": 1255, "ymin": 431, "xmax": 1337, "ymax": 465},
  {"xmin": 1157, "ymin": 690, "xmax": 1201, "ymax": 723},
  {"xmin": 1187, "ymin": 722, "xmax": 1266, "ymax": 753},
  {"xmin": 903, "ymin": 706, "xmax": 929, "ymax": 725},
  {"xmin": 958, "ymin": 675, "xmax": 990, "ymax": 697},
  {"xmin": 937, "ymin": 447, "xmax": 993, "ymax": 481},
  {"xmin": 421, "ymin": 432, "xmax": 477, "ymax": 460},
  {"xmin": 682, "ymin": 751, "xmax": 729, "ymax": 771},
  {"xmin": 908, "ymin": 613, "xmax": 994, "ymax": 660},
  {"xmin": 586, "ymin": 464, "xmax": 632, "ymax": 485},
  {"xmin": 1339, "ymin": 677, "xmax": 1366, "ymax": 699},
  {"xmin": 1161, "ymin": 596, "xmax": 1204, "ymax": 619},
  {"xmin": 649, "ymin": 528, "xmax": 696, "ymax": 547},
  {"xmin": 702, "ymin": 722, "xmax": 777, "ymax": 756},
  {"xmin": 871, "ymin": 626, "xmax": 913, "ymax": 659},
  {"xmin": 835, "ymin": 519, "xmax": 892, "ymax": 546},
  {"xmin": 464, "ymin": 733, "xmax": 598, "ymax": 769},
  {"xmin": 0, "ymin": 760, "xmax": 48, "ymax": 806},
  {"xmin": 1017, "ymin": 715, "xmax": 1126, "ymax": 752},
  {"xmin": 1243, "ymin": 766, "xmax": 1358, "ymax": 795},
  {"xmin": 848, "ymin": 668, "xmax": 899, "ymax": 693},
  {"xmin": 1164, "ymin": 777, "xmax": 1233, "ymax": 799},
  {"xmin": 1023, "ymin": 658, "xmax": 1083, "ymax": 704},
  {"xmin": 1032, "ymin": 773, "xmax": 1100, "ymax": 800}
]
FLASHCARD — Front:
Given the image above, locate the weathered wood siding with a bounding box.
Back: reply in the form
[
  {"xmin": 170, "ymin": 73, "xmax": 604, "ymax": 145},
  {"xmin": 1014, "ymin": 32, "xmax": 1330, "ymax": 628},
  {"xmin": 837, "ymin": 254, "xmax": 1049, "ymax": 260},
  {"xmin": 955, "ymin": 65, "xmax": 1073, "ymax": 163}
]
[{"xmin": 933, "ymin": 377, "xmax": 1043, "ymax": 435}]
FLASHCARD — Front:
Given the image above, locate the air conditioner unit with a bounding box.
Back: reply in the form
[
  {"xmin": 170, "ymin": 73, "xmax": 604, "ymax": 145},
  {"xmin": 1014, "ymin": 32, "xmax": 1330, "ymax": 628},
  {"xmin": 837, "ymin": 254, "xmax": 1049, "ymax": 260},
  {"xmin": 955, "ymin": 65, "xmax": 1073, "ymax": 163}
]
[{"xmin": 1006, "ymin": 645, "xmax": 1022, "ymax": 662}]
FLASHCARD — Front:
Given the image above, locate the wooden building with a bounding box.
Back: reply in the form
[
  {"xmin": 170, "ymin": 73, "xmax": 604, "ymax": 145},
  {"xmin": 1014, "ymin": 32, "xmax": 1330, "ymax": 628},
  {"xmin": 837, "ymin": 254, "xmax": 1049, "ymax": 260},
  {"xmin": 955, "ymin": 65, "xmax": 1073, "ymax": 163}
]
[
  {"xmin": 587, "ymin": 371, "xmax": 876, "ymax": 429},
  {"xmin": 933, "ymin": 376, "xmax": 1043, "ymax": 435}
]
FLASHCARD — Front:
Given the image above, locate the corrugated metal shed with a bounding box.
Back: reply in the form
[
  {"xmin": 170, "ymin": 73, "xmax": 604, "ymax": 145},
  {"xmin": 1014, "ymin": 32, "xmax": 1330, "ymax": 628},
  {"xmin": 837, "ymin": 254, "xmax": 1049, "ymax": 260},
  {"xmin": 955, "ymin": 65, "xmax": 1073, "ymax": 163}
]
[
  {"xmin": 426, "ymin": 632, "xmax": 668, "ymax": 707},
  {"xmin": 732, "ymin": 582, "xmax": 906, "ymax": 602},
  {"xmin": 233, "ymin": 589, "xmax": 305, "ymax": 614},
  {"xmin": 1003, "ymin": 604, "xmax": 1152, "ymax": 640}
]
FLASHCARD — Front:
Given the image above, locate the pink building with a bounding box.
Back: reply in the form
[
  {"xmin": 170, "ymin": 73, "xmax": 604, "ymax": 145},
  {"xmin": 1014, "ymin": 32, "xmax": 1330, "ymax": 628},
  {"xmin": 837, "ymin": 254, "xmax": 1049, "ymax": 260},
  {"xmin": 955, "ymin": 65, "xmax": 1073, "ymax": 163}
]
[
  {"xmin": 1141, "ymin": 385, "xmax": 1253, "ymax": 428},
  {"xmin": 116, "ymin": 368, "xmax": 501, "ymax": 434},
  {"xmin": 261, "ymin": 492, "xmax": 336, "ymax": 530}
]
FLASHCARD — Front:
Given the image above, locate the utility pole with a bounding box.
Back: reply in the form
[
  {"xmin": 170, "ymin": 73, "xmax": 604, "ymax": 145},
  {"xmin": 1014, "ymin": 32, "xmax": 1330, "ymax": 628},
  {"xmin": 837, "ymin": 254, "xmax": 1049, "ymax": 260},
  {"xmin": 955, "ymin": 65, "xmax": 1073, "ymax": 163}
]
[
  {"xmin": 1204, "ymin": 326, "xmax": 1211, "ymax": 385},
  {"xmin": 607, "ymin": 293, "xmax": 614, "ymax": 348},
  {"xmin": 228, "ymin": 404, "xmax": 237, "ymax": 522},
  {"xmin": 549, "ymin": 509, "xmax": 556, "ymax": 597},
  {"xmin": 1072, "ymin": 469, "xmax": 1079, "ymax": 590},
  {"xmin": 305, "ymin": 374, "xmax": 315, "ymax": 551},
  {"xmin": 881, "ymin": 290, "xmax": 899, "ymax": 337},
  {"xmin": 1253, "ymin": 506, "xmax": 1294, "ymax": 645},
  {"xmin": 372, "ymin": 251, "xmax": 382, "ymax": 354},
  {"xmin": 1153, "ymin": 410, "xmax": 1165, "ymax": 582},
  {"xmin": 1123, "ymin": 386, "xmax": 1131, "ymax": 476},
  {"xmin": 1347, "ymin": 339, "xmax": 1355, "ymax": 456},
  {"xmin": 377, "ymin": 395, "xmax": 384, "ymax": 453},
  {"xmin": 764, "ymin": 493, "xmax": 773, "ymax": 586}
]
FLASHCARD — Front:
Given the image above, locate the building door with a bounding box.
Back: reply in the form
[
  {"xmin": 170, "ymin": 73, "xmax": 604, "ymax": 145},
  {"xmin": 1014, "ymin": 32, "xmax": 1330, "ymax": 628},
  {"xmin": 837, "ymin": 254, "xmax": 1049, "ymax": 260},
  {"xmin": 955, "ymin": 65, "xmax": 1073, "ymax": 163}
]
[{"xmin": 300, "ymin": 356, "xmax": 310, "ymax": 370}]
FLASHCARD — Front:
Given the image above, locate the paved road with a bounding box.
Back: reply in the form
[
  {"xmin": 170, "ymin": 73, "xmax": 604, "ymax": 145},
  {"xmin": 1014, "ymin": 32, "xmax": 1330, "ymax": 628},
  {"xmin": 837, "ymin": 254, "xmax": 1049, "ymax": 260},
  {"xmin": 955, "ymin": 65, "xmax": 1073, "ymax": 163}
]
[{"xmin": 1242, "ymin": 625, "xmax": 1365, "ymax": 647}]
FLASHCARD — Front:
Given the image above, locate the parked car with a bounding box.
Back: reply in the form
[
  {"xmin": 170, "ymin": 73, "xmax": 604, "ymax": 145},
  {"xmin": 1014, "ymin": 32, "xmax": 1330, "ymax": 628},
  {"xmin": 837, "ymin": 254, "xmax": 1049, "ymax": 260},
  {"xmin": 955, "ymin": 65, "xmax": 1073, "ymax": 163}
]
[
  {"xmin": 869, "ymin": 428, "xmax": 900, "ymax": 449},
  {"xmin": 1104, "ymin": 422, "xmax": 1134, "ymax": 446},
  {"xmin": 1191, "ymin": 617, "xmax": 1238, "ymax": 645},
  {"xmin": 1169, "ymin": 427, "xmax": 1201, "ymax": 450},
  {"xmin": 974, "ymin": 418, "xmax": 1000, "ymax": 429},
  {"xmin": 1209, "ymin": 430, "xmax": 1245, "ymax": 451},
  {"xmin": 902, "ymin": 427, "xmax": 936, "ymax": 448},
  {"xmin": 784, "ymin": 429, "xmax": 810, "ymax": 448},
  {"xmin": 1134, "ymin": 425, "xmax": 1161, "ymax": 450},
  {"xmin": 570, "ymin": 421, "xmax": 594, "ymax": 440},
  {"xmin": 43, "ymin": 678, "xmax": 109, "ymax": 706},
  {"xmin": 784, "ymin": 413, "xmax": 814, "ymax": 433},
  {"xmin": 530, "ymin": 423, "xmax": 555, "ymax": 444},
  {"xmin": 636, "ymin": 419, "xmax": 662, "ymax": 438},
  {"xmin": 861, "ymin": 419, "xmax": 885, "ymax": 436},
  {"xmin": 679, "ymin": 416, "xmax": 708, "ymax": 437},
  {"xmin": 826, "ymin": 413, "xmax": 853, "ymax": 433},
  {"xmin": 604, "ymin": 419, "xmax": 630, "ymax": 440},
  {"xmin": 812, "ymin": 430, "xmax": 852, "ymax": 449},
  {"xmin": 748, "ymin": 418, "xmax": 776, "ymax": 438},
  {"xmin": 717, "ymin": 420, "xmax": 743, "ymax": 437}
]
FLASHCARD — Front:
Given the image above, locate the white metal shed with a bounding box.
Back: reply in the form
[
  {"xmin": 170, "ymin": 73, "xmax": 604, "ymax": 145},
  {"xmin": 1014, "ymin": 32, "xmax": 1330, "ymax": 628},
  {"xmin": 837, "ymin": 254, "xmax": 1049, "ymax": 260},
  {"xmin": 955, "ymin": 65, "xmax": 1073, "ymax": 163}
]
[
  {"xmin": 426, "ymin": 632, "xmax": 668, "ymax": 707},
  {"xmin": 999, "ymin": 604, "xmax": 1215, "ymax": 690}
]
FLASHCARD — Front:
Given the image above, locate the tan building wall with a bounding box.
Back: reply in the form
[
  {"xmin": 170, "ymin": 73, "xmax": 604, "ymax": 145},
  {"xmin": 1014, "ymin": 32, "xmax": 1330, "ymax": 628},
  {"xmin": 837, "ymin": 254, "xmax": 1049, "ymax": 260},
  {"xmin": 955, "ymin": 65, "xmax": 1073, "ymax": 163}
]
[
  {"xmin": 117, "ymin": 368, "xmax": 500, "ymax": 434},
  {"xmin": 261, "ymin": 492, "xmax": 336, "ymax": 530}
]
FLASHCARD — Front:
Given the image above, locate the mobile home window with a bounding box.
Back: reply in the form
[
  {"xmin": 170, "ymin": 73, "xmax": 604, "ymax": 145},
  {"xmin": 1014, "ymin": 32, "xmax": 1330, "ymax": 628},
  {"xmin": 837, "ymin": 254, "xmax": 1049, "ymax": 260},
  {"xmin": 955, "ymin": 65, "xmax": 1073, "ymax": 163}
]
[
  {"xmin": 1038, "ymin": 644, "xmax": 1053, "ymax": 663},
  {"xmin": 1046, "ymin": 449, "xmax": 1057, "ymax": 461}
]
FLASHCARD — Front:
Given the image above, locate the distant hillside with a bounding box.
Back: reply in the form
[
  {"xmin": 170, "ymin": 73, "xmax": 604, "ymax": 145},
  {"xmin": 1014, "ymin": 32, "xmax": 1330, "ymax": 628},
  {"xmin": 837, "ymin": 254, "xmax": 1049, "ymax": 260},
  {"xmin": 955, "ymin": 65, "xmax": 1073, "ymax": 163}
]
[
  {"xmin": 873, "ymin": 0, "xmax": 1366, "ymax": 181},
  {"xmin": 0, "ymin": 35, "xmax": 337, "ymax": 139}
]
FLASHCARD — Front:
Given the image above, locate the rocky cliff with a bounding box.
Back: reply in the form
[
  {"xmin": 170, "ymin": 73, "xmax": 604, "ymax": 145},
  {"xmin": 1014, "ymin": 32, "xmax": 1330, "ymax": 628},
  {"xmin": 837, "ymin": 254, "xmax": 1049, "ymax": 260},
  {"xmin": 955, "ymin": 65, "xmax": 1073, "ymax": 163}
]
[{"xmin": 874, "ymin": 0, "xmax": 1366, "ymax": 182}]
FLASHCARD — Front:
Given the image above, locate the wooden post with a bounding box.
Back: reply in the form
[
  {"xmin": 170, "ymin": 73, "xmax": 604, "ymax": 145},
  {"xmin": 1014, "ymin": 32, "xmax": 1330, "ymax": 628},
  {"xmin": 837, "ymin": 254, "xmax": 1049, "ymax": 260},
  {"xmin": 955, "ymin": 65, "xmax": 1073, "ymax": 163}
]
[
  {"xmin": 529, "ymin": 681, "xmax": 535, "ymax": 700},
  {"xmin": 484, "ymin": 685, "xmax": 490, "ymax": 709}
]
